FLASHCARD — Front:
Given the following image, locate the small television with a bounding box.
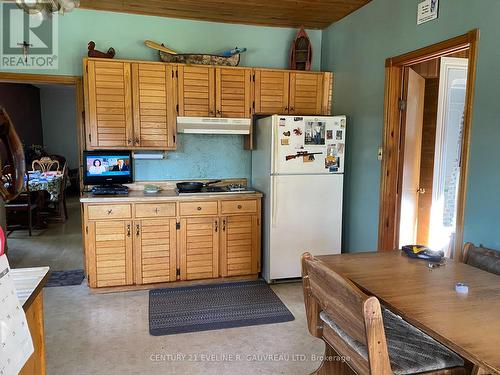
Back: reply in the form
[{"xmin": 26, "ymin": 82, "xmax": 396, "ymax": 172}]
[{"xmin": 83, "ymin": 151, "xmax": 133, "ymax": 185}]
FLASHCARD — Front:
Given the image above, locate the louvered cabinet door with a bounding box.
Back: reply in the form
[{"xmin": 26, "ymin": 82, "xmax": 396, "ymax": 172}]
[
  {"xmin": 321, "ymin": 72, "xmax": 334, "ymax": 115},
  {"xmin": 180, "ymin": 217, "xmax": 219, "ymax": 280},
  {"xmin": 86, "ymin": 60, "xmax": 133, "ymax": 148},
  {"xmin": 216, "ymin": 67, "xmax": 252, "ymax": 118},
  {"xmin": 131, "ymin": 63, "xmax": 177, "ymax": 149},
  {"xmin": 134, "ymin": 218, "xmax": 177, "ymax": 284},
  {"xmin": 220, "ymin": 215, "xmax": 260, "ymax": 277},
  {"xmin": 289, "ymin": 72, "xmax": 324, "ymax": 115},
  {"xmin": 177, "ymin": 65, "xmax": 215, "ymax": 117},
  {"xmin": 87, "ymin": 220, "xmax": 133, "ymax": 287},
  {"xmin": 254, "ymin": 69, "xmax": 290, "ymax": 114}
]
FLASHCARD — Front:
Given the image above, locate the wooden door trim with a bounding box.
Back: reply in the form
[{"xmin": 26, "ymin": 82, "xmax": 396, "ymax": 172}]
[
  {"xmin": 378, "ymin": 29, "xmax": 479, "ymax": 260},
  {"xmin": 0, "ymin": 71, "xmax": 85, "ymax": 191}
]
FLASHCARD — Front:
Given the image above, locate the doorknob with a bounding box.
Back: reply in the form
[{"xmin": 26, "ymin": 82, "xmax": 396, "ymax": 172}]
[{"xmin": 417, "ymin": 187, "xmax": 426, "ymax": 194}]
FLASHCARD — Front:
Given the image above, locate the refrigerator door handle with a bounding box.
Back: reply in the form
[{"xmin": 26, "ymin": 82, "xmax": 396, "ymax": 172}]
[{"xmin": 271, "ymin": 176, "xmax": 277, "ymax": 228}]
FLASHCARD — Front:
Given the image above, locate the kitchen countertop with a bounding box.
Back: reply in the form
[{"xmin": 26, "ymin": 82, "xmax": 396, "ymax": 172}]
[
  {"xmin": 11, "ymin": 266, "xmax": 50, "ymax": 311},
  {"xmin": 80, "ymin": 189, "xmax": 263, "ymax": 203}
]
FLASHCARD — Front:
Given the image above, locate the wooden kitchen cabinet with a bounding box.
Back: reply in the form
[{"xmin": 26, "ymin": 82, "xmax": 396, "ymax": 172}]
[
  {"xmin": 86, "ymin": 219, "xmax": 134, "ymax": 287},
  {"xmin": 134, "ymin": 218, "xmax": 177, "ymax": 284},
  {"xmin": 177, "ymin": 65, "xmax": 216, "ymax": 117},
  {"xmin": 86, "ymin": 60, "xmax": 133, "ymax": 148},
  {"xmin": 289, "ymin": 71, "xmax": 324, "ymax": 115},
  {"xmin": 220, "ymin": 215, "xmax": 261, "ymax": 277},
  {"xmin": 179, "ymin": 217, "xmax": 219, "ymax": 281},
  {"xmin": 216, "ymin": 67, "xmax": 252, "ymax": 118},
  {"xmin": 131, "ymin": 62, "xmax": 177, "ymax": 149},
  {"xmin": 254, "ymin": 69, "xmax": 290, "ymax": 114}
]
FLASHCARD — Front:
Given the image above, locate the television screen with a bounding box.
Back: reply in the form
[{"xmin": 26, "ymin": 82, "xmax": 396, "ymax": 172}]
[{"xmin": 83, "ymin": 151, "xmax": 133, "ymax": 185}]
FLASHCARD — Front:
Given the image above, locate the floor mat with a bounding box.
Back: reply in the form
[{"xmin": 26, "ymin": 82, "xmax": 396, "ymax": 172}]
[
  {"xmin": 149, "ymin": 280, "xmax": 295, "ymax": 336},
  {"xmin": 45, "ymin": 269, "xmax": 85, "ymax": 287}
]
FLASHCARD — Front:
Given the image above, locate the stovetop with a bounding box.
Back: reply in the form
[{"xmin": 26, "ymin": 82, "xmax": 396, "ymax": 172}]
[{"xmin": 177, "ymin": 184, "xmax": 255, "ymax": 195}]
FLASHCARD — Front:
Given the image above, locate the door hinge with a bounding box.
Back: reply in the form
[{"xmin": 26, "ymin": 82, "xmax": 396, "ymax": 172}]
[
  {"xmin": 398, "ymin": 99, "xmax": 407, "ymax": 111},
  {"xmin": 176, "ymin": 268, "xmax": 180, "ymax": 277},
  {"xmin": 171, "ymin": 70, "xmax": 174, "ymax": 78},
  {"xmin": 176, "ymin": 221, "xmax": 180, "ymax": 230}
]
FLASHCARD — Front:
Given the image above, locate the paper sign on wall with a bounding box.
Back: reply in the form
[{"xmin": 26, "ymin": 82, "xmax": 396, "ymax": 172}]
[
  {"xmin": 0, "ymin": 255, "xmax": 34, "ymax": 375},
  {"xmin": 417, "ymin": 0, "xmax": 439, "ymax": 25}
]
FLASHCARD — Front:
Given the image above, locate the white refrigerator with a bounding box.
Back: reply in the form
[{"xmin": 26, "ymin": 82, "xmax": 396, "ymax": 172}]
[{"xmin": 252, "ymin": 115, "xmax": 346, "ymax": 283}]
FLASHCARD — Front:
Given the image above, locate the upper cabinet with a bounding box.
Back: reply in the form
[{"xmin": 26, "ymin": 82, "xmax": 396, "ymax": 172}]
[
  {"xmin": 131, "ymin": 63, "xmax": 176, "ymax": 149},
  {"xmin": 289, "ymin": 72, "xmax": 324, "ymax": 115},
  {"xmin": 254, "ymin": 69, "xmax": 290, "ymax": 114},
  {"xmin": 177, "ymin": 66, "xmax": 251, "ymax": 118},
  {"xmin": 254, "ymin": 69, "xmax": 332, "ymax": 116},
  {"xmin": 177, "ymin": 65, "xmax": 215, "ymax": 117},
  {"xmin": 216, "ymin": 67, "xmax": 252, "ymax": 118},
  {"xmin": 86, "ymin": 60, "xmax": 133, "ymax": 148},
  {"xmin": 84, "ymin": 58, "xmax": 334, "ymax": 151}
]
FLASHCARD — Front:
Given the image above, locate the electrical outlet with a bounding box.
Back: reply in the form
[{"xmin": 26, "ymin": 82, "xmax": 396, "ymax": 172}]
[{"xmin": 377, "ymin": 147, "xmax": 383, "ymax": 161}]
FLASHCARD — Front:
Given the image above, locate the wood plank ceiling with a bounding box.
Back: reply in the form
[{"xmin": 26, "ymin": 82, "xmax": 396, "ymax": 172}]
[{"xmin": 79, "ymin": 0, "xmax": 371, "ymax": 29}]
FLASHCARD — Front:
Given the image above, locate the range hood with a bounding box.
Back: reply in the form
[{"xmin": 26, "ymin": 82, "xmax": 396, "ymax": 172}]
[{"xmin": 177, "ymin": 117, "xmax": 251, "ymax": 135}]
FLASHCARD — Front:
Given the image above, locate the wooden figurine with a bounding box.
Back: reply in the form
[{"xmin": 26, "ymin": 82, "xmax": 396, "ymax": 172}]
[
  {"xmin": 289, "ymin": 26, "xmax": 312, "ymax": 71},
  {"xmin": 87, "ymin": 41, "xmax": 115, "ymax": 59}
]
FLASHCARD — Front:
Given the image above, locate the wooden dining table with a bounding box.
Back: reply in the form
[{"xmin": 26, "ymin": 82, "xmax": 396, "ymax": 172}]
[{"xmin": 316, "ymin": 251, "xmax": 500, "ymax": 374}]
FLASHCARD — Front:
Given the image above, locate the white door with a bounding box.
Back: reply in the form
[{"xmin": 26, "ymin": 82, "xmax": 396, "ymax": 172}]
[
  {"xmin": 269, "ymin": 174, "xmax": 343, "ymax": 281},
  {"xmin": 399, "ymin": 68, "xmax": 425, "ymax": 247},
  {"xmin": 428, "ymin": 57, "xmax": 468, "ymax": 254},
  {"xmin": 272, "ymin": 116, "xmax": 346, "ymax": 175}
]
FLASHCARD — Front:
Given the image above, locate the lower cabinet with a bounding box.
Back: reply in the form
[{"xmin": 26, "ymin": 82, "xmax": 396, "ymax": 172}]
[
  {"xmin": 84, "ymin": 198, "xmax": 261, "ymax": 288},
  {"xmin": 179, "ymin": 217, "xmax": 219, "ymax": 281},
  {"xmin": 220, "ymin": 215, "xmax": 261, "ymax": 277},
  {"xmin": 87, "ymin": 220, "xmax": 134, "ymax": 288},
  {"xmin": 134, "ymin": 218, "xmax": 177, "ymax": 284}
]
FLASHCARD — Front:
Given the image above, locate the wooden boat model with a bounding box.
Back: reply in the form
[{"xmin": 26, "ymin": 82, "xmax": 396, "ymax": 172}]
[
  {"xmin": 145, "ymin": 40, "xmax": 246, "ymax": 67},
  {"xmin": 289, "ymin": 26, "xmax": 312, "ymax": 71}
]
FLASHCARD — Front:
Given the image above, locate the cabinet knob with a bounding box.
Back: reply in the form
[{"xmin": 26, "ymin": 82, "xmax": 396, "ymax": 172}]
[
  {"xmin": 197, "ymin": 206, "xmax": 202, "ymax": 211},
  {"xmin": 107, "ymin": 209, "xmax": 113, "ymax": 215},
  {"xmin": 126, "ymin": 224, "xmax": 131, "ymax": 237},
  {"xmin": 290, "ymin": 107, "xmax": 295, "ymax": 113},
  {"xmin": 127, "ymin": 138, "xmax": 132, "ymax": 145},
  {"xmin": 154, "ymin": 208, "xmax": 159, "ymax": 214},
  {"xmin": 136, "ymin": 224, "xmax": 140, "ymax": 236},
  {"xmin": 237, "ymin": 205, "xmax": 242, "ymax": 209},
  {"xmin": 134, "ymin": 137, "xmax": 140, "ymax": 145},
  {"xmin": 284, "ymin": 106, "xmax": 288, "ymax": 112}
]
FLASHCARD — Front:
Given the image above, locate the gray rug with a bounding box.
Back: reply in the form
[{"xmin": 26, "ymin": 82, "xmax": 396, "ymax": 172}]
[
  {"xmin": 45, "ymin": 269, "xmax": 85, "ymax": 287},
  {"xmin": 149, "ymin": 280, "xmax": 295, "ymax": 336}
]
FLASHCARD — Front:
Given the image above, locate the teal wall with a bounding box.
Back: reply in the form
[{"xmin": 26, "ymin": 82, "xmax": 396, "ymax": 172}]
[
  {"xmin": 322, "ymin": 0, "xmax": 500, "ymax": 251},
  {"xmin": 2, "ymin": 8, "xmax": 321, "ymax": 182}
]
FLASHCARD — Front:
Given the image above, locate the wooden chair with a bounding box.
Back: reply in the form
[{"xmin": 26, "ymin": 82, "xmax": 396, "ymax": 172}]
[
  {"xmin": 43, "ymin": 163, "xmax": 69, "ymax": 223},
  {"xmin": 301, "ymin": 252, "xmax": 465, "ymax": 375},
  {"xmin": 32, "ymin": 156, "xmax": 60, "ymax": 172},
  {"xmin": 462, "ymin": 243, "xmax": 500, "ymax": 276},
  {"xmin": 5, "ymin": 172, "xmax": 38, "ymax": 236}
]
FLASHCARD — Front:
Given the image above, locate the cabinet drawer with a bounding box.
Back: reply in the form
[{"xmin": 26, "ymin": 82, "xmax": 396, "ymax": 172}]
[
  {"xmin": 87, "ymin": 204, "xmax": 132, "ymax": 220},
  {"xmin": 221, "ymin": 200, "xmax": 258, "ymax": 214},
  {"xmin": 135, "ymin": 203, "xmax": 176, "ymax": 218},
  {"xmin": 179, "ymin": 201, "xmax": 218, "ymax": 216}
]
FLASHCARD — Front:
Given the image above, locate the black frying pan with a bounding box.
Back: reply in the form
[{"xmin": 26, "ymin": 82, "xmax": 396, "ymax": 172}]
[{"xmin": 176, "ymin": 179, "xmax": 221, "ymax": 192}]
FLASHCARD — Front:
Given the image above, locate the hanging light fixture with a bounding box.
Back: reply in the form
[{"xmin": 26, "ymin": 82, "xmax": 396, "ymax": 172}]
[{"xmin": 15, "ymin": 0, "xmax": 80, "ymax": 16}]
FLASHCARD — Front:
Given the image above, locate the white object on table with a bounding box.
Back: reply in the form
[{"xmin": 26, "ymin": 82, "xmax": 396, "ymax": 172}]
[{"xmin": 0, "ymin": 255, "xmax": 41, "ymax": 375}]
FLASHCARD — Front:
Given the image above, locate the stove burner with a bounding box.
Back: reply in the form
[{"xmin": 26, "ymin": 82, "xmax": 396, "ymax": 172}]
[{"xmin": 226, "ymin": 184, "xmax": 247, "ymax": 191}]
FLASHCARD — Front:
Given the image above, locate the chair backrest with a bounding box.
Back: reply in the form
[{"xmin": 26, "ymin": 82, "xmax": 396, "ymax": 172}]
[
  {"xmin": 32, "ymin": 157, "xmax": 60, "ymax": 172},
  {"xmin": 462, "ymin": 242, "xmax": 500, "ymax": 276},
  {"xmin": 302, "ymin": 253, "xmax": 392, "ymax": 375}
]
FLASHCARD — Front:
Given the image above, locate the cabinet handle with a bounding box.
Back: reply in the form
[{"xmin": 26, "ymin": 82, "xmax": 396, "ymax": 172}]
[
  {"xmin": 154, "ymin": 208, "xmax": 159, "ymax": 214},
  {"xmin": 284, "ymin": 106, "xmax": 288, "ymax": 112},
  {"xmin": 107, "ymin": 209, "xmax": 113, "ymax": 215},
  {"xmin": 222, "ymin": 219, "xmax": 226, "ymax": 231},
  {"xmin": 127, "ymin": 138, "xmax": 132, "ymax": 145},
  {"xmin": 215, "ymin": 220, "xmax": 218, "ymax": 233},
  {"xmin": 127, "ymin": 224, "xmax": 131, "ymax": 237},
  {"xmin": 237, "ymin": 204, "xmax": 242, "ymax": 209},
  {"xmin": 290, "ymin": 107, "xmax": 295, "ymax": 113},
  {"xmin": 216, "ymin": 109, "xmax": 221, "ymax": 116},
  {"xmin": 197, "ymin": 206, "xmax": 202, "ymax": 211},
  {"xmin": 135, "ymin": 137, "xmax": 140, "ymax": 145},
  {"xmin": 136, "ymin": 224, "xmax": 140, "ymax": 236}
]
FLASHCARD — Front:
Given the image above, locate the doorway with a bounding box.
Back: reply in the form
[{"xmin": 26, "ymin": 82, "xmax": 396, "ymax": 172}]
[
  {"xmin": 378, "ymin": 30, "xmax": 479, "ymax": 260},
  {"xmin": 0, "ymin": 73, "xmax": 85, "ymax": 270}
]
